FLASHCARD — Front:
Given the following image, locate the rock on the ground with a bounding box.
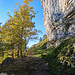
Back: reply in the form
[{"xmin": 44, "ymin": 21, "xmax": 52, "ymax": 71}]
[
  {"xmin": 1, "ymin": 57, "xmax": 50, "ymax": 75},
  {"xmin": 2, "ymin": 57, "xmax": 14, "ymax": 66},
  {"xmin": 0, "ymin": 73, "xmax": 7, "ymax": 75}
]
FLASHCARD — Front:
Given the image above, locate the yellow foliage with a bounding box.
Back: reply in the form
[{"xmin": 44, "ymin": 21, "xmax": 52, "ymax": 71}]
[
  {"xmin": 0, "ymin": 26, "xmax": 1, "ymax": 29},
  {"xmin": 30, "ymin": 7, "xmax": 33, "ymax": 9},
  {"xmin": 24, "ymin": 0, "xmax": 33, "ymax": 3},
  {"xmin": 11, "ymin": 20, "xmax": 13, "ymax": 23},
  {"xmin": 24, "ymin": 0, "xmax": 28, "ymax": 4},
  {"xmin": 3, "ymin": 42, "xmax": 4, "ymax": 44},
  {"xmin": 28, "ymin": 0, "xmax": 33, "ymax": 2}
]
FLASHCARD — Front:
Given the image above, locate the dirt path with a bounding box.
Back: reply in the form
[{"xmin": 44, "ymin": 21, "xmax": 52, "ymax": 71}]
[
  {"xmin": 0, "ymin": 49, "xmax": 50, "ymax": 75},
  {"xmin": 26, "ymin": 49, "xmax": 50, "ymax": 75},
  {"xmin": 27, "ymin": 49, "xmax": 34, "ymax": 57}
]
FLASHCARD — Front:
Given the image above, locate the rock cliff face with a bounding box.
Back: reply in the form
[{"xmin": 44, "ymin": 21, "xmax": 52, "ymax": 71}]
[{"xmin": 41, "ymin": 0, "xmax": 75, "ymax": 41}]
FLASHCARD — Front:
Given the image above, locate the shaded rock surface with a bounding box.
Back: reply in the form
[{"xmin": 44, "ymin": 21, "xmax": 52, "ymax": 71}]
[{"xmin": 2, "ymin": 57, "xmax": 14, "ymax": 66}]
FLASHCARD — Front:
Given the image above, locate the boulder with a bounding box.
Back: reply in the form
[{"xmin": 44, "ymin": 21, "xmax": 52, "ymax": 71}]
[
  {"xmin": 2, "ymin": 57, "xmax": 14, "ymax": 66},
  {"xmin": 0, "ymin": 73, "xmax": 7, "ymax": 75}
]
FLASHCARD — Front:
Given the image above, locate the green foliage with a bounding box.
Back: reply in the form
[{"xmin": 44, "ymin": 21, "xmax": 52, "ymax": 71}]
[
  {"xmin": 45, "ymin": 38, "xmax": 75, "ymax": 75},
  {"xmin": 30, "ymin": 38, "xmax": 49, "ymax": 56},
  {"xmin": 30, "ymin": 37, "xmax": 75, "ymax": 75}
]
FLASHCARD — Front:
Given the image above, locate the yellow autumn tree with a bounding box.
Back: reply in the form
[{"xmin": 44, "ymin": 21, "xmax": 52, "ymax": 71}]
[{"xmin": 2, "ymin": 0, "xmax": 40, "ymax": 58}]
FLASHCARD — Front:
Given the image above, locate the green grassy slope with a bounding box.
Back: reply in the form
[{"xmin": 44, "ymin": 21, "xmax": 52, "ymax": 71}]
[
  {"xmin": 28, "ymin": 38, "xmax": 49, "ymax": 58},
  {"xmin": 30, "ymin": 37, "xmax": 75, "ymax": 75}
]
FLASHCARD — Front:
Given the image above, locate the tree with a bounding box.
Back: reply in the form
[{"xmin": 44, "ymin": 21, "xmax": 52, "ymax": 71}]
[
  {"xmin": 2, "ymin": 0, "xmax": 40, "ymax": 58},
  {"xmin": 0, "ymin": 23, "xmax": 3, "ymax": 52},
  {"xmin": 39, "ymin": 37, "xmax": 42, "ymax": 42},
  {"xmin": 0, "ymin": 23, "xmax": 6, "ymax": 58}
]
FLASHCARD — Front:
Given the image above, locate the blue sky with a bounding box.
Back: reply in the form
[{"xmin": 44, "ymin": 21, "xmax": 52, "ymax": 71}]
[{"xmin": 0, "ymin": 0, "xmax": 46, "ymax": 47}]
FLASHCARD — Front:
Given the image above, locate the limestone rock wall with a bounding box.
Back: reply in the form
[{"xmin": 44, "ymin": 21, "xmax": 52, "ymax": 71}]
[{"xmin": 41, "ymin": 0, "xmax": 75, "ymax": 41}]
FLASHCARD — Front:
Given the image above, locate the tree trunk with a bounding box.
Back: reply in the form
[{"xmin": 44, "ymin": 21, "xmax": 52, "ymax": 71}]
[
  {"xmin": 25, "ymin": 37, "xmax": 26, "ymax": 51},
  {"xmin": 7, "ymin": 51, "xmax": 8, "ymax": 57},
  {"xmin": 12, "ymin": 50, "xmax": 14, "ymax": 58},
  {"xmin": 20, "ymin": 27, "xmax": 23, "ymax": 58},
  {"xmin": 20, "ymin": 34, "xmax": 23, "ymax": 58},
  {"xmin": 17, "ymin": 45, "xmax": 19, "ymax": 58}
]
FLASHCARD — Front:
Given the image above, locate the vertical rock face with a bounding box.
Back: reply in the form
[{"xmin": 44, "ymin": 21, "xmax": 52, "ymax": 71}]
[{"xmin": 41, "ymin": 0, "xmax": 75, "ymax": 41}]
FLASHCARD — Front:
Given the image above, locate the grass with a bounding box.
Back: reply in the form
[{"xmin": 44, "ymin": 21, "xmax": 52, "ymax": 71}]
[{"xmin": 29, "ymin": 37, "xmax": 75, "ymax": 75}]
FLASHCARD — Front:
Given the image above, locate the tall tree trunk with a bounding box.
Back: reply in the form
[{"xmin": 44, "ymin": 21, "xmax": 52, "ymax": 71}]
[
  {"xmin": 25, "ymin": 37, "xmax": 26, "ymax": 51},
  {"xmin": 12, "ymin": 50, "xmax": 14, "ymax": 58},
  {"xmin": 20, "ymin": 34, "xmax": 23, "ymax": 58},
  {"xmin": 20, "ymin": 27, "xmax": 24, "ymax": 58},
  {"xmin": 12, "ymin": 44, "xmax": 14, "ymax": 58},
  {"xmin": 17, "ymin": 45, "xmax": 19, "ymax": 58},
  {"xmin": 6, "ymin": 46, "xmax": 8, "ymax": 57}
]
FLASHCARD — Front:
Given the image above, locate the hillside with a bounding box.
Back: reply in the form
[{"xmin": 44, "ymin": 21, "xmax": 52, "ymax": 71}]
[
  {"xmin": 29, "ymin": 37, "xmax": 75, "ymax": 75},
  {"xmin": 0, "ymin": 37, "xmax": 75, "ymax": 75}
]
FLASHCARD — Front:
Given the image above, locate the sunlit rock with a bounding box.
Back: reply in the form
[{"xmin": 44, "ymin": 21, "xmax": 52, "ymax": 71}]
[
  {"xmin": 40, "ymin": 0, "xmax": 75, "ymax": 41},
  {"xmin": 0, "ymin": 73, "xmax": 7, "ymax": 75}
]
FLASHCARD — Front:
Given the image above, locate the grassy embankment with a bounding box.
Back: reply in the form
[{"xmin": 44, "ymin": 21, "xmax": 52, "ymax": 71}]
[{"xmin": 29, "ymin": 37, "xmax": 75, "ymax": 75}]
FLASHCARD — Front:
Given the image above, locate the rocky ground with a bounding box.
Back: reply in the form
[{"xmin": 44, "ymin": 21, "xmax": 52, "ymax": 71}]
[{"xmin": 0, "ymin": 50, "xmax": 50, "ymax": 75}]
